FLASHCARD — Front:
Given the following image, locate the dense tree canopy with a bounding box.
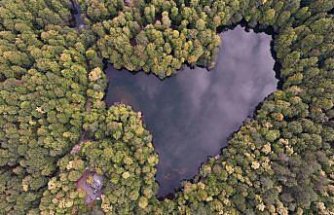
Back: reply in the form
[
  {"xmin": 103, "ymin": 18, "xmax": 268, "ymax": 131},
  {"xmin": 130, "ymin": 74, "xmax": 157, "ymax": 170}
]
[{"xmin": 0, "ymin": 0, "xmax": 333, "ymax": 214}]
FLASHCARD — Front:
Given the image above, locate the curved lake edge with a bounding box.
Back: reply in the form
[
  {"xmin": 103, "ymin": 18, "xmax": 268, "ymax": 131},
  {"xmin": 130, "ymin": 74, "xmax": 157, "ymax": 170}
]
[
  {"xmin": 68, "ymin": 0, "xmax": 281, "ymax": 200},
  {"xmin": 104, "ymin": 69, "xmax": 277, "ymax": 200},
  {"xmin": 69, "ymin": 2, "xmax": 283, "ymax": 90},
  {"xmin": 104, "ymin": 26, "xmax": 279, "ymax": 198},
  {"xmin": 218, "ymin": 20, "xmax": 284, "ymax": 90},
  {"xmin": 71, "ymin": 0, "xmax": 283, "ymax": 200}
]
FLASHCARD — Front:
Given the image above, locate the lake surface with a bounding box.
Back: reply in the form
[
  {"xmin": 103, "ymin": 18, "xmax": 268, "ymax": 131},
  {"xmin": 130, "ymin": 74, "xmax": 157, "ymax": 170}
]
[{"xmin": 105, "ymin": 26, "xmax": 277, "ymax": 197}]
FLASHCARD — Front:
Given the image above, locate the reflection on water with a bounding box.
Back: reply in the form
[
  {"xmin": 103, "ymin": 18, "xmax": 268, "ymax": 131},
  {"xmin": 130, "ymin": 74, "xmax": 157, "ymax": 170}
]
[{"xmin": 105, "ymin": 26, "xmax": 278, "ymax": 197}]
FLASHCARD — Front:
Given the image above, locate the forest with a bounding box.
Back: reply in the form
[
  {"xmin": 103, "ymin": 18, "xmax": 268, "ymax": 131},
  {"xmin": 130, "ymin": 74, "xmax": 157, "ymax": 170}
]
[{"xmin": 0, "ymin": 0, "xmax": 333, "ymax": 214}]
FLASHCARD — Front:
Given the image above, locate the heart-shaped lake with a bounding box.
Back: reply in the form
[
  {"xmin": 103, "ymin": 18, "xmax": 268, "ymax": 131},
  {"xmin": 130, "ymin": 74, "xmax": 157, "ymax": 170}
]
[{"xmin": 105, "ymin": 26, "xmax": 278, "ymax": 197}]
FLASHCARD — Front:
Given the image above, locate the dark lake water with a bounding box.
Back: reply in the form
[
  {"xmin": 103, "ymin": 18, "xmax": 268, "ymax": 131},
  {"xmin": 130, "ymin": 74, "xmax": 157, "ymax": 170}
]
[{"xmin": 105, "ymin": 26, "xmax": 278, "ymax": 197}]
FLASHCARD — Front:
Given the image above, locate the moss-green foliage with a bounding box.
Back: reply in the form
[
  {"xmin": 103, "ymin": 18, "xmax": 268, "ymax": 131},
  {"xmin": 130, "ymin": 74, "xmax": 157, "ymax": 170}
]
[
  {"xmin": 40, "ymin": 105, "xmax": 158, "ymax": 214},
  {"xmin": 0, "ymin": 0, "xmax": 333, "ymax": 214},
  {"xmin": 0, "ymin": 0, "xmax": 73, "ymax": 32}
]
